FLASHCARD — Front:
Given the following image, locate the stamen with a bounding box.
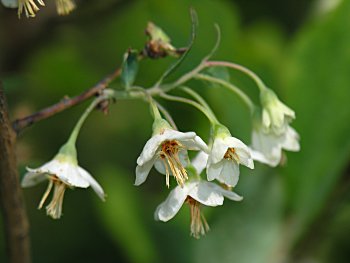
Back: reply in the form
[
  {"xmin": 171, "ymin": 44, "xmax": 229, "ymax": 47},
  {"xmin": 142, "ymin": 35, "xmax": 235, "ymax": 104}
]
[
  {"xmin": 55, "ymin": 0, "xmax": 76, "ymax": 16},
  {"xmin": 38, "ymin": 180, "xmax": 53, "ymax": 209},
  {"xmin": 45, "ymin": 181, "xmax": 67, "ymax": 219},
  {"xmin": 18, "ymin": 0, "xmax": 44, "ymax": 18},
  {"xmin": 186, "ymin": 197, "xmax": 210, "ymax": 239},
  {"xmin": 159, "ymin": 140, "xmax": 188, "ymax": 187},
  {"xmin": 224, "ymin": 147, "xmax": 240, "ymax": 163}
]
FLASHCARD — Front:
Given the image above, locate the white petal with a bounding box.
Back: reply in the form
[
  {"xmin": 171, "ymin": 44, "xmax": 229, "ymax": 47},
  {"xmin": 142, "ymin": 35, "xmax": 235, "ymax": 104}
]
[
  {"xmin": 192, "ymin": 151, "xmax": 209, "ymax": 175},
  {"xmin": 21, "ymin": 169, "xmax": 47, "ymax": 187},
  {"xmin": 234, "ymin": 147, "xmax": 254, "ymax": 169},
  {"xmin": 78, "ymin": 167, "xmax": 105, "ymax": 201},
  {"xmin": 282, "ymin": 126, "xmax": 300, "ymax": 152},
  {"xmin": 211, "ymin": 183, "xmax": 243, "ymax": 201},
  {"xmin": 154, "ymin": 185, "xmax": 189, "ymax": 222},
  {"xmin": 135, "ymin": 156, "xmax": 157, "ymax": 186},
  {"xmin": 251, "ymin": 129, "xmax": 283, "ymax": 160},
  {"xmin": 136, "ymin": 135, "xmax": 164, "ymax": 166},
  {"xmin": 218, "ymin": 160, "xmax": 240, "ymax": 187},
  {"xmin": 55, "ymin": 162, "xmax": 89, "ymax": 188},
  {"xmin": 162, "ymin": 129, "xmax": 197, "ymax": 141},
  {"xmin": 137, "ymin": 129, "xmax": 196, "ymax": 166},
  {"xmin": 154, "ymin": 159, "xmax": 166, "ymax": 175},
  {"xmin": 207, "ymin": 160, "xmax": 224, "ymax": 182},
  {"xmin": 188, "ymin": 181, "xmax": 224, "ymax": 206},
  {"xmin": 210, "ymin": 137, "xmax": 228, "ymax": 164},
  {"xmin": 224, "ymin": 136, "xmax": 249, "ymax": 150},
  {"xmin": 1, "ymin": 0, "xmax": 18, "ymax": 8}
]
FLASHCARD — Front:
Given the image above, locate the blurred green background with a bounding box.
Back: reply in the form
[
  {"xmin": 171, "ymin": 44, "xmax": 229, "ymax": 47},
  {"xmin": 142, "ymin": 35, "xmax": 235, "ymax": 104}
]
[{"xmin": 1, "ymin": 0, "xmax": 350, "ymax": 262}]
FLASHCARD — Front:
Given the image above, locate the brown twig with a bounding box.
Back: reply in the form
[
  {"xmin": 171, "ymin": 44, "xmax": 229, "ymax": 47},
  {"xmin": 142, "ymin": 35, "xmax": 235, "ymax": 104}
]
[
  {"xmin": 0, "ymin": 83, "xmax": 31, "ymax": 263},
  {"xmin": 12, "ymin": 67, "xmax": 121, "ymax": 134}
]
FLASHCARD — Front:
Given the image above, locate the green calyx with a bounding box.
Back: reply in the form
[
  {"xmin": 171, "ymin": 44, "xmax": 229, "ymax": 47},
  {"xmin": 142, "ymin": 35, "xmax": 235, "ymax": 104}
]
[
  {"xmin": 152, "ymin": 118, "xmax": 172, "ymax": 135},
  {"xmin": 260, "ymin": 88, "xmax": 278, "ymax": 108},
  {"xmin": 55, "ymin": 141, "xmax": 78, "ymax": 165},
  {"xmin": 212, "ymin": 123, "xmax": 231, "ymax": 139}
]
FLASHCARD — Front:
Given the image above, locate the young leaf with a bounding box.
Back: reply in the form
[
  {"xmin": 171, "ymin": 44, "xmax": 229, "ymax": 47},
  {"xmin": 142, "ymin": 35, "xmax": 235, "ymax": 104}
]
[{"xmin": 121, "ymin": 49, "xmax": 139, "ymax": 89}]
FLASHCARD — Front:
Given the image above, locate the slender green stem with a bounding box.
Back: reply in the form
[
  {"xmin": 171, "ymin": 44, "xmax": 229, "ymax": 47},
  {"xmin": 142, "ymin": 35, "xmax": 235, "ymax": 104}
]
[
  {"xmin": 204, "ymin": 60, "xmax": 267, "ymax": 92},
  {"xmin": 154, "ymin": 100, "xmax": 178, "ymax": 130},
  {"xmin": 180, "ymin": 86, "xmax": 216, "ymax": 118},
  {"xmin": 67, "ymin": 94, "xmax": 109, "ymax": 145},
  {"xmin": 148, "ymin": 63, "xmax": 206, "ymax": 95},
  {"xmin": 194, "ymin": 73, "xmax": 255, "ymax": 114},
  {"xmin": 159, "ymin": 93, "xmax": 219, "ymax": 125}
]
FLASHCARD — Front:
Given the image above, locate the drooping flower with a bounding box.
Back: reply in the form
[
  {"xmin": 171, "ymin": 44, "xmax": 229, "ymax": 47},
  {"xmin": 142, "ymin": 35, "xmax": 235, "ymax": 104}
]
[
  {"xmin": 207, "ymin": 124, "xmax": 254, "ymax": 187},
  {"xmin": 17, "ymin": 0, "xmax": 45, "ymax": 18},
  {"xmin": 154, "ymin": 179, "xmax": 242, "ymax": 239},
  {"xmin": 135, "ymin": 118, "xmax": 208, "ymax": 188},
  {"xmin": 250, "ymin": 120, "xmax": 300, "ymax": 167},
  {"xmin": 260, "ymin": 88, "xmax": 295, "ymax": 135},
  {"xmin": 55, "ymin": 0, "xmax": 75, "ymax": 16},
  {"xmin": 22, "ymin": 143, "xmax": 105, "ymax": 219}
]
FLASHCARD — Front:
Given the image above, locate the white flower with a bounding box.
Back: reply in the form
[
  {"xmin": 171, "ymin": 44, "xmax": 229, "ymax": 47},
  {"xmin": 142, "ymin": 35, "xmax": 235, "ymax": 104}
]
[
  {"xmin": 22, "ymin": 150, "xmax": 105, "ymax": 219},
  {"xmin": 191, "ymin": 150, "xmax": 209, "ymax": 175},
  {"xmin": 251, "ymin": 123, "xmax": 300, "ymax": 167},
  {"xmin": 135, "ymin": 123, "xmax": 208, "ymax": 188},
  {"xmin": 17, "ymin": 0, "xmax": 45, "ymax": 18},
  {"xmin": 1, "ymin": 0, "xmax": 18, "ymax": 8},
  {"xmin": 55, "ymin": 0, "xmax": 75, "ymax": 16},
  {"xmin": 206, "ymin": 125, "xmax": 254, "ymax": 187},
  {"xmin": 260, "ymin": 89, "xmax": 295, "ymax": 135},
  {"xmin": 154, "ymin": 179, "xmax": 242, "ymax": 239}
]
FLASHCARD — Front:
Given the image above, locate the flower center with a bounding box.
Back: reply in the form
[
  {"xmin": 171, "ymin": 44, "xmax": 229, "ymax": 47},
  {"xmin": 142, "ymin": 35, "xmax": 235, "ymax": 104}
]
[
  {"xmin": 159, "ymin": 140, "xmax": 188, "ymax": 188},
  {"xmin": 186, "ymin": 196, "xmax": 210, "ymax": 239},
  {"xmin": 38, "ymin": 176, "xmax": 67, "ymax": 219},
  {"xmin": 224, "ymin": 147, "xmax": 240, "ymax": 163}
]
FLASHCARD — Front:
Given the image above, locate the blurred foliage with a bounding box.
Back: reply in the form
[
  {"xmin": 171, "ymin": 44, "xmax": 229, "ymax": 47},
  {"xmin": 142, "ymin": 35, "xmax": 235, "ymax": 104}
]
[{"xmin": 1, "ymin": 0, "xmax": 350, "ymax": 262}]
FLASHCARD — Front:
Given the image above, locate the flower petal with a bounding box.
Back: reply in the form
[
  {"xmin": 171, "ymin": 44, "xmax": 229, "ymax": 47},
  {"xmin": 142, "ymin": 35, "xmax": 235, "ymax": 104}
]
[
  {"xmin": 136, "ymin": 135, "xmax": 163, "ymax": 166},
  {"xmin": 282, "ymin": 126, "xmax": 300, "ymax": 152},
  {"xmin": 224, "ymin": 136, "xmax": 249, "ymax": 150},
  {"xmin": 154, "ymin": 185, "xmax": 189, "ymax": 222},
  {"xmin": 211, "ymin": 183, "xmax": 243, "ymax": 201},
  {"xmin": 78, "ymin": 167, "xmax": 105, "ymax": 201},
  {"xmin": 1, "ymin": 0, "xmax": 18, "ymax": 8},
  {"xmin": 56, "ymin": 162, "xmax": 89, "ymax": 188},
  {"xmin": 207, "ymin": 160, "xmax": 224, "ymax": 182},
  {"xmin": 137, "ymin": 129, "xmax": 196, "ymax": 166},
  {"xmin": 218, "ymin": 160, "xmax": 240, "ymax": 187},
  {"xmin": 210, "ymin": 137, "xmax": 229, "ymax": 164},
  {"xmin": 181, "ymin": 135, "xmax": 209, "ymax": 153},
  {"xmin": 235, "ymin": 148, "xmax": 254, "ymax": 169},
  {"xmin": 21, "ymin": 168, "xmax": 47, "ymax": 187},
  {"xmin": 188, "ymin": 181, "xmax": 224, "ymax": 206},
  {"xmin": 135, "ymin": 156, "xmax": 157, "ymax": 186},
  {"xmin": 192, "ymin": 151, "xmax": 209, "ymax": 175}
]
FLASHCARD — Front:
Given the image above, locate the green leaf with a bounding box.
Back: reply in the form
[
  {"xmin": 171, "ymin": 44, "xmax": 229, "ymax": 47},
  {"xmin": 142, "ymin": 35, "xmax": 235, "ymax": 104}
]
[
  {"xmin": 282, "ymin": 0, "xmax": 350, "ymax": 240},
  {"xmin": 121, "ymin": 49, "xmax": 139, "ymax": 89},
  {"xmin": 94, "ymin": 165, "xmax": 158, "ymax": 263}
]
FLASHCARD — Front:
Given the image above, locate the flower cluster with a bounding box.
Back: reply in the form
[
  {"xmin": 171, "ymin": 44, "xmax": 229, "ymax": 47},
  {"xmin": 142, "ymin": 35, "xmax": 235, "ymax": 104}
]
[
  {"xmin": 250, "ymin": 89, "xmax": 300, "ymax": 167},
  {"xmin": 135, "ymin": 116, "xmax": 254, "ymax": 238},
  {"xmin": 19, "ymin": 22, "xmax": 300, "ymax": 239}
]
